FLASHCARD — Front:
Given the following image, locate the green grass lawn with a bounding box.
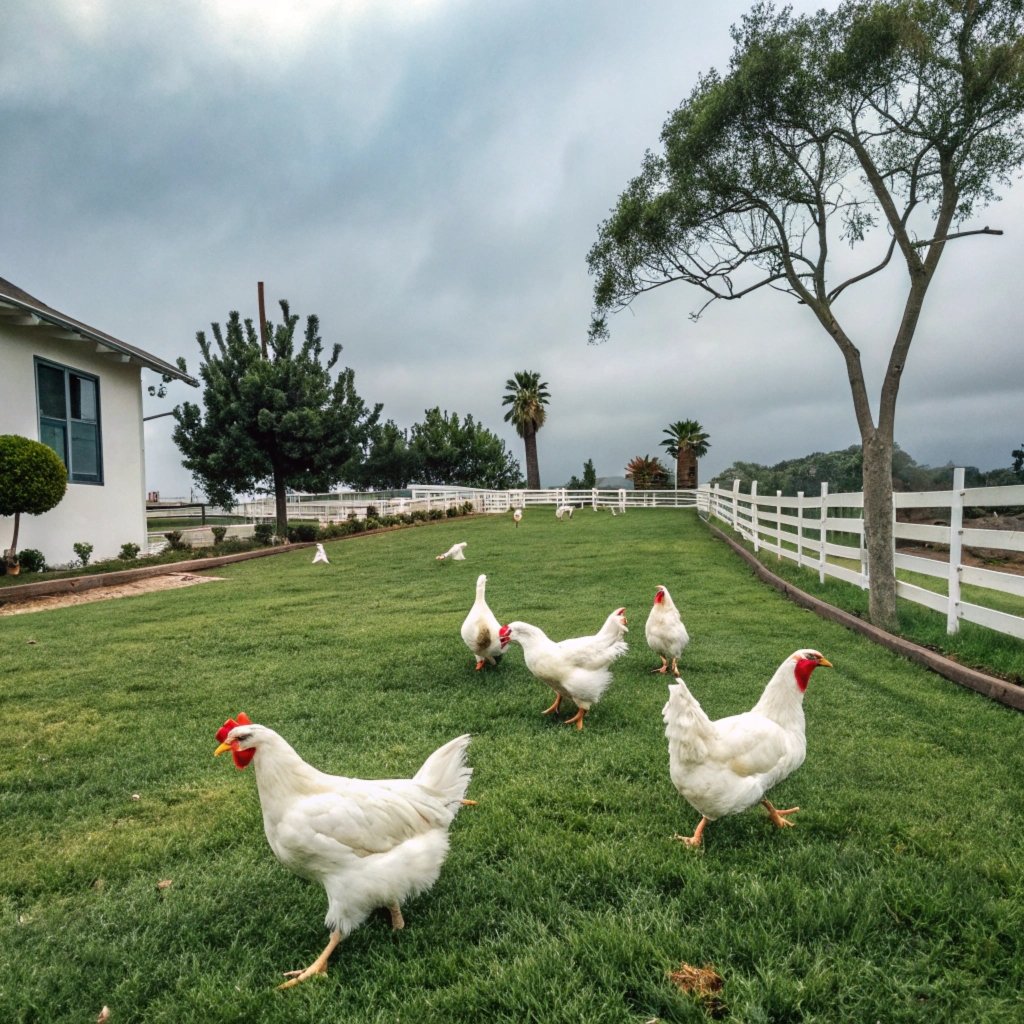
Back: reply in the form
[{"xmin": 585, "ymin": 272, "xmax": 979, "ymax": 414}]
[{"xmin": 2, "ymin": 509, "xmax": 1022, "ymax": 1023}]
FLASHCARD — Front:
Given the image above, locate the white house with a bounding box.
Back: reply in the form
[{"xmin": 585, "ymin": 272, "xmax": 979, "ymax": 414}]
[{"xmin": 0, "ymin": 277, "xmax": 197, "ymax": 566}]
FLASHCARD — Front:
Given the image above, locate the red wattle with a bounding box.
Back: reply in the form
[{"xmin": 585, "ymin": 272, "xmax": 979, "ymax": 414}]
[
  {"xmin": 794, "ymin": 659, "xmax": 817, "ymax": 692},
  {"xmin": 655, "ymin": 591, "xmax": 664, "ymax": 604},
  {"xmin": 233, "ymin": 747, "xmax": 256, "ymax": 770}
]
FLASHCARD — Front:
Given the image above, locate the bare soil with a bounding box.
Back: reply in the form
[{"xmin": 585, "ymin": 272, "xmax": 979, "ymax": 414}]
[{"xmin": 0, "ymin": 572, "xmax": 224, "ymax": 616}]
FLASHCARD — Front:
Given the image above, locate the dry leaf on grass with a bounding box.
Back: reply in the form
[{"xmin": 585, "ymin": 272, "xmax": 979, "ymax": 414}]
[
  {"xmin": 668, "ymin": 962, "xmax": 727, "ymax": 1017},
  {"xmin": 156, "ymin": 879, "xmax": 173, "ymax": 891}
]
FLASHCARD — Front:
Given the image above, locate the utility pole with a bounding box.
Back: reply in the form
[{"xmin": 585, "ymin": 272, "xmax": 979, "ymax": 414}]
[{"xmin": 257, "ymin": 281, "xmax": 269, "ymax": 358}]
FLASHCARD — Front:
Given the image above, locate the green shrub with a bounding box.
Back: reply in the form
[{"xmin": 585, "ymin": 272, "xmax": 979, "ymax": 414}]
[
  {"xmin": 17, "ymin": 548, "xmax": 46, "ymax": 573},
  {"xmin": 288, "ymin": 523, "xmax": 319, "ymax": 543},
  {"xmin": 400, "ymin": 513, "xmax": 416, "ymax": 525},
  {"xmin": 411, "ymin": 510, "xmax": 428, "ymax": 523},
  {"xmin": 0, "ymin": 434, "xmax": 69, "ymax": 569},
  {"xmin": 365, "ymin": 504, "xmax": 379, "ymax": 519},
  {"xmin": 211, "ymin": 526, "xmax": 228, "ymax": 544},
  {"xmin": 163, "ymin": 530, "xmax": 188, "ymax": 551},
  {"xmin": 253, "ymin": 523, "xmax": 275, "ymax": 545},
  {"xmin": 73, "ymin": 541, "xmax": 94, "ymax": 567},
  {"xmin": 118, "ymin": 542, "xmax": 141, "ymax": 561},
  {"xmin": 428, "ymin": 508, "xmax": 444, "ymax": 520},
  {"xmin": 462, "ymin": 500, "xmax": 474, "ymax": 514},
  {"xmin": 364, "ymin": 517, "xmax": 381, "ymax": 531},
  {"xmin": 446, "ymin": 506, "xmax": 459, "ymax": 518}
]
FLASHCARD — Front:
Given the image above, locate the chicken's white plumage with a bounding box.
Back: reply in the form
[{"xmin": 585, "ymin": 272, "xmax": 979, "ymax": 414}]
[
  {"xmin": 645, "ymin": 585, "xmax": 689, "ymax": 675},
  {"xmin": 460, "ymin": 574, "xmax": 502, "ymax": 670},
  {"xmin": 499, "ymin": 610, "xmax": 628, "ymax": 729},
  {"xmin": 312, "ymin": 543, "xmax": 330, "ymax": 565},
  {"xmin": 215, "ymin": 719, "xmax": 471, "ymax": 986},
  {"xmin": 436, "ymin": 542, "xmax": 468, "ymax": 561},
  {"xmin": 555, "ymin": 505, "xmax": 574, "ymax": 520},
  {"xmin": 662, "ymin": 649, "xmax": 831, "ymax": 846}
]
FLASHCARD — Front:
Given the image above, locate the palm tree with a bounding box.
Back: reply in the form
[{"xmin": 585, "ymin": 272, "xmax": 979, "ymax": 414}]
[
  {"xmin": 502, "ymin": 371, "xmax": 550, "ymax": 489},
  {"xmin": 660, "ymin": 420, "xmax": 711, "ymax": 490},
  {"xmin": 625, "ymin": 454, "xmax": 669, "ymax": 490}
]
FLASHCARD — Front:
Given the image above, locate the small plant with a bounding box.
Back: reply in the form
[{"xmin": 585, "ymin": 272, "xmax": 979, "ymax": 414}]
[
  {"xmin": 253, "ymin": 523, "xmax": 275, "ymax": 545},
  {"xmin": 446, "ymin": 506, "xmax": 459, "ymax": 518},
  {"xmin": 364, "ymin": 517, "xmax": 381, "ymax": 532},
  {"xmin": 365, "ymin": 504, "xmax": 379, "ymax": 519},
  {"xmin": 163, "ymin": 530, "xmax": 187, "ymax": 551},
  {"xmin": 428, "ymin": 508, "xmax": 444, "ymax": 521},
  {"xmin": 17, "ymin": 548, "xmax": 47, "ymax": 573},
  {"xmin": 401, "ymin": 513, "xmax": 415, "ymax": 525},
  {"xmin": 118, "ymin": 542, "xmax": 141, "ymax": 561},
  {"xmin": 462, "ymin": 501, "xmax": 474, "ymax": 515},
  {"xmin": 73, "ymin": 541, "xmax": 94, "ymax": 567},
  {"xmin": 411, "ymin": 510, "xmax": 428, "ymax": 523},
  {"xmin": 211, "ymin": 526, "xmax": 228, "ymax": 545}
]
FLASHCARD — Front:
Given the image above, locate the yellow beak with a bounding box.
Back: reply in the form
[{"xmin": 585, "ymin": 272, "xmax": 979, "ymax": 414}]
[
  {"xmin": 819, "ymin": 657, "xmax": 834, "ymax": 669},
  {"xmin": 214, "ymin": 742, "xmax": 232, "ymax": 757}
]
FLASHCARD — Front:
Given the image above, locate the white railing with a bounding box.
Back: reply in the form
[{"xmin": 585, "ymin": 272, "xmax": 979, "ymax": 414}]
[
  {"xmin": 704, "ymin": 470, "xmax": 1024, "ymax": 640},
  {"xmin": 234, "ymin": 486, "xmax": 702, "ymax": 522}
]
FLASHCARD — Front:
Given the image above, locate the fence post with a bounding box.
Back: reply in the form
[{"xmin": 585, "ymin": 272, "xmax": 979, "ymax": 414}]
[
  {"xmin": 818, "ymin": 482, "xmax": 829, "ymax": 585},
  {"xmin": 731, "ymin": 479, "xmax": 740, "ymax": 530},
  {"xmin": 750, "ymin": 480, "xmax": 760, "ymax": 552},
  {"xmin": 947, "ymin": 467, "xmax": 965, "ymax": 635},
  {"xmin": 776, "ymin": 491, "xmax": 782, "ymax": 560},
  {"xmin": 796, "ymin": 491, "xmax": 805, "ymax": 566},
  {"xmin": 618, "ymin": 488, "xmax": 626, "ymax": 514}
]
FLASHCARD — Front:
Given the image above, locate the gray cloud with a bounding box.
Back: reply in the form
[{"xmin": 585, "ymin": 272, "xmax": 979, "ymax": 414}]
[{"xmin": 5, "ymin": 0, "xmax": 1022, "ymax": 500}]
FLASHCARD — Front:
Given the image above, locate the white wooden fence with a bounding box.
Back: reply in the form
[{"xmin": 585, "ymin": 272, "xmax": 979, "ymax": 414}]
[{"xmin": 703, "ymin": 469, "xmax": 1024, "ymax": 640}]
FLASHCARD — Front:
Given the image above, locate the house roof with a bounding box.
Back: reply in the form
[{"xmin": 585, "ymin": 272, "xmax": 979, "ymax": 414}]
[{"xmin": 0, "ymin": 276, "xmax": 198, "ymax": 386}]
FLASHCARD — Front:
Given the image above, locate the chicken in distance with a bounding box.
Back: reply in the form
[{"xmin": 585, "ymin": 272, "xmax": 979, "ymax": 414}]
[
  {"xmin": 663, "ymin": 649, "xmax": 832, "ymax": 847},
  {"xmin": 436, "ymin": 542, "xmax": 468, "ymax": 561},
  {"xmin": 214, "ymin": 714, "xmax": 473, "ymax": 988},
  {"xmin": 645, "ymin": 584, "xmax": 690, "ymax": 675},
  {"xmin": 498, "ymin": 608, "xmax": 628, "ymax": 730}
]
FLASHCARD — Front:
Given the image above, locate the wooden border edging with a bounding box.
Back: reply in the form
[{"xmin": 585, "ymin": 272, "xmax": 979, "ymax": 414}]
[
  {"xmin": 704, "ymin": 520, "xmax": 1024, "ymax": 712},
  {"xmin": 0, "ymin": 543, "xmax": 317, "ymax": 605}
]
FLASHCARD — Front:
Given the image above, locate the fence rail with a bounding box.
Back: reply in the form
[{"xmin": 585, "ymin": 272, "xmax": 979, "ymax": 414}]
[{"xmin": 703, "ymin": 470, "xmax": 1024, "ymax": 640}]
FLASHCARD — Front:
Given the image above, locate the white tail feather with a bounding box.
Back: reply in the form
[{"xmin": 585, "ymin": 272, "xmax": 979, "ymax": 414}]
[
  {"xmin": 413, "ymin": 734, "xmax": 473, "ymax": 809},
  {"xmin": 662, "ymin": 679, "xmax": 715, "ymax": 764}
]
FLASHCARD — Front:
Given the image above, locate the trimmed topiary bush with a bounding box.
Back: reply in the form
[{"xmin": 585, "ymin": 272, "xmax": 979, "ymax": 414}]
[
  {"xmin": 211, "ymin": 526, "xmax": 228, "ymax": 544},
  {"xmin": 118, "ymin": 542, "xmax": 141, "ymax": 561},
  {"xmin": 73, "ymin": 541, "xmax": 94, "ymax": 567},
  {"xmin": 252, "ymin": 523, "xmax": 275, "ymax": 545},
  {"xmin": 288, "ymin": 523, "xmax": 318, "ymax": 543},
  {"xmin": 0, "ymin": 434, "xmax": 68, "ymax": 573}
]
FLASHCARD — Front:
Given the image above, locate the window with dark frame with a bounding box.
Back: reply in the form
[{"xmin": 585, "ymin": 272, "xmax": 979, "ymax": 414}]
[{"xmin": 35, "ymin": 358, "xmax": 103, "ymax": 484}]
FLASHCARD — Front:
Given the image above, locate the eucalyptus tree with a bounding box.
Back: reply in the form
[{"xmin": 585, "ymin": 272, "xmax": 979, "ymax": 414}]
[
  {"xmin": 661, "ymin": 420, "xmax": 711, "ymax": 490},
  {"xmin": 502, "ymin": 371, "xmax": 550, "ymax": 489},
  {"xmin": 173, "ymin": 301, "xmax": 381, "ymax": 538},
  {"xmin": 588, "ymin": 0, "xmax": 1024, "ymax": 629}
]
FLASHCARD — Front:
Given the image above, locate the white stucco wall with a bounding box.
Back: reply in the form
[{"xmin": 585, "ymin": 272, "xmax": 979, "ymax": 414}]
[{"xmin": 0, "ymin": 326, "xmax": 148, "ymax": 565}]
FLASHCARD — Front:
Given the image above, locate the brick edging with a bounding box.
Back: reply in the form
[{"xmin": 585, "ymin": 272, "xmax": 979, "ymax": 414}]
[{"xmin": 703, "ymin": 519, "xmax": 1024, "ymax": 712}]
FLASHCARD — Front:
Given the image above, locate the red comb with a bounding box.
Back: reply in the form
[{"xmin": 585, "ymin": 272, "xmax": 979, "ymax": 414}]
[{"xmin": 215, "ymin": 711, "xmax": 252, "ymax": 743}]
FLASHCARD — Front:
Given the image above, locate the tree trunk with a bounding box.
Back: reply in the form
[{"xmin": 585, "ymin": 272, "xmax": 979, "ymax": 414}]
[
  {"xmin": 4, "ymin": 511, "xmax": 21, "ymax": 571},
  {"xmin": 861, "ymin": 431, "xmax": 898, "ymax": 631},
  {"xmin": 677, "ymin": 449, "xmax": 697, "ymax": 489},
  {"xmin": 273, "ymin": 467, "xmax": 289, "ymax": 541},
  {"xmin": 523, "ymin": 426, "xmax": 540, "ymax": 489}
]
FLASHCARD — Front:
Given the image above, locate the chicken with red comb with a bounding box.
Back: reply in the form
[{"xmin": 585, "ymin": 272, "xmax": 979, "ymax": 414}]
[{"xmin": 213, "ymin": 716, "xmax": 472, "ymax": 988}]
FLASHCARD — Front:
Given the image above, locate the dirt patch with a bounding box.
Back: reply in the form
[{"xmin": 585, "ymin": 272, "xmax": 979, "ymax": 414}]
[{"xmin": 0, "ymin": 572, "xmax": 224, "ymax": 616}]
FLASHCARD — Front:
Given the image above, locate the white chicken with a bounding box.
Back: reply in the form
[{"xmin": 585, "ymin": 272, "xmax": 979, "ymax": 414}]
[
  {"xmin": 645, "ymin": 584, "xmax": 690, "ymax": 675},
  {"xmin": 436, "ymin": 541, "xmax": 467, "ymax": 561},
  {"xmin": 498, "ymin": 609, "xmax": 628, "ymax": 730},
  {"xmin": 512, "ymin": 509, "xmax": 523, "ymax": 527},
  {"xmin": 312, "ymin": 543, "xmax": 330, "ymax": 565},
  {"xmin": 214, "ymin": 714, "xmax": 473, "ymax": 988},
  {"xmin": 663, "ymin": 649, "xmax": 832, "ymax": 847},
  {"xmin": 555, "ymin": 505, "xmax": 574, "ymax": 520},
  {"xmin": 460, "ymin": 573, "xmax": 503, "ymax": 670}
]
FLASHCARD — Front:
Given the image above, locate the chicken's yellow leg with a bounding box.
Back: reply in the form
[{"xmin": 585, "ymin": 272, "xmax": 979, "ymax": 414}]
[
  {"xmin": 278, "ymin": 930, "xmax": 342, "ymax": 989},
  {"xmin": 651, "ymin": 657, "xmax": 669, "ymax": 674},
  {"xmin": 562, "ymin": 707, "xmax": 587, "ymax": 731},
  {"xmin": 541, "ymin": 694, "xmax": 562, "ymax": 715},
  {"xmin": 762, "ymin": 799, "xmax": 799, "ymax": 828},
  {"xmin": 389, "ymin": 903, "xmax": 405, "ymax": 930},
  {"xmin": 672, "ymin": 816, "xmax": 709, "ymax": 848}
]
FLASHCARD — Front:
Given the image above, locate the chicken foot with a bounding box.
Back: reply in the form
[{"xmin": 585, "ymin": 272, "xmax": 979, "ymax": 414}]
[
  {"xmin": 672, "ymin": 816, "xmax": 709, "ymax": 848},
  {"xmin": 561, "ymin": 708, "xmax": 587, "ymax": 731},
  {"xmin": 541, "ymin": 694, "xmax": 562, "ymax": 716},
  {"xmin": 761, "ymin": 799, "xmax": 799, "ymax": 828},
  {"xmin": 278, "ymin": 930, "xmax": 342, "ymax": 989},
  {"xmin": 389, "ymin": 902, "xmax": 405, "ymax": 930},
  {"xmin": 651, "ymin": 657, "xmax": 681, "ymax": 676}
]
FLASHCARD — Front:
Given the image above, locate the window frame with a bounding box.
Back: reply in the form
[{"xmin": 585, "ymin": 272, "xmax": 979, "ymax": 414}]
[{"xmin": 34, "ymin": 357, "xmax": 104, "ymax": 485}]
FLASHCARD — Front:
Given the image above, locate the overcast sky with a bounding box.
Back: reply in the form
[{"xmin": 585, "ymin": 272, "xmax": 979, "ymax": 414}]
[{"xmin": 3, "ymin": 0, "xmax": 1022, "ymax": 496}]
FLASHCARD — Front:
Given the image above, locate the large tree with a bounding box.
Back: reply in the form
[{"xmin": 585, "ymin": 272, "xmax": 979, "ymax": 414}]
[
  {"xmin": 409, "ymin": 407, "xmax": 522, "ymax": 489},
  {"xmin": 173, "ymin": 301, "xmax": 380, "ymax": 538},
  {"xmin": 625, "ymin": 454, "xmax": 670, "ymax": 490},
  {"xmin": 661, "ymin": 419, "xmax": 711, "ymax": 490},
  {"xmin": 502, "ymin": 371, "xmax": 550, "ymax": 490},
  {"xmin": 588, "ymin": 0, "xmax": 1024, "ymax": 629}
]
